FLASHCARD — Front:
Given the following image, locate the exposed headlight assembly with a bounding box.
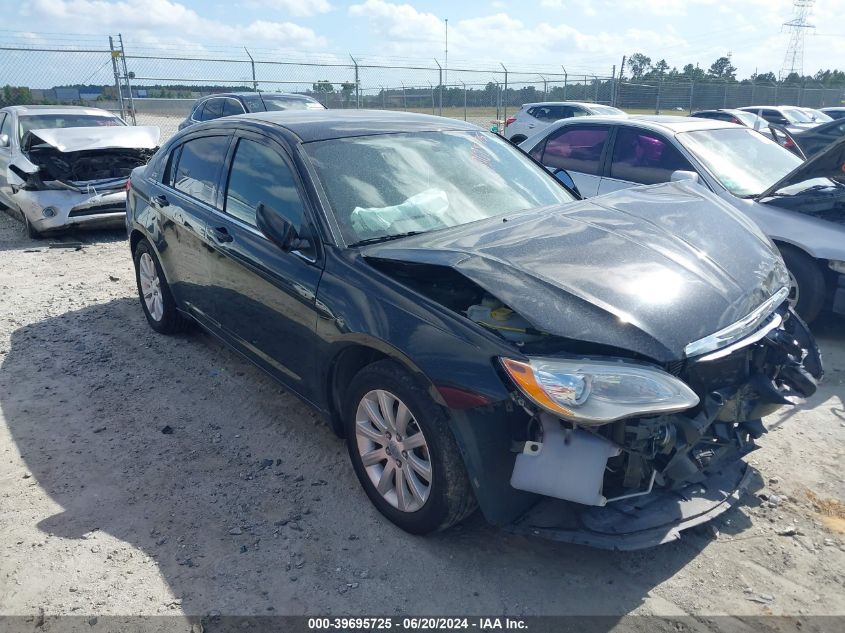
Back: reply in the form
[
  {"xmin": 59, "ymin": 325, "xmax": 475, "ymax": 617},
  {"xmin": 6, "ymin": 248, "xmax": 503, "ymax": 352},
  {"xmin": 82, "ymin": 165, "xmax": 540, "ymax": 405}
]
[
  {"xmin": 830, "ymin": 260, "xmax": 845, "ymax": 275},
  {"xmin": 501, "ymin": 357, "xmax": 699, "ymax": 425}
]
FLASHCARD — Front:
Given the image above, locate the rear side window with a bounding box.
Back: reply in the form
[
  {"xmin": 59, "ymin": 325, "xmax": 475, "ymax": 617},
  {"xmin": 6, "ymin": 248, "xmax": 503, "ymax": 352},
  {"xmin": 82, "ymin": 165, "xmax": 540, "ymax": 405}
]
[
  {"xmin": 610, "ymin": 128, "xmax": 694, "ymax": 185},
  {"xmin": 200, "ymin": 99, "xmax": 223, "ymax": 121},
  {"xmin": 170, "ymin": 135, "xmax": 229, "ymax": 206},
  {"xmin": 224, "ymin": 138, "xmax": 305, "ymax": 230},
  {"xmin": 221, "ymin": 98, "xmax": 245, "ymax": 117},
  {"xmin": 0, "ymin": 113, "xmax": 9, "ymax": 139},
  {"xmin": 538, "ymin": 126, "xmax": 609, "ymax": 176}
]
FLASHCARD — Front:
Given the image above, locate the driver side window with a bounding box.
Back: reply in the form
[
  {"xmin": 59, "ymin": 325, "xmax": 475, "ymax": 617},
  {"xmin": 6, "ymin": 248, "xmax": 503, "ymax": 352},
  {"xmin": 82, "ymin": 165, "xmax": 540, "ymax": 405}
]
[{"xmin": 223, "ymin": 138, "xmax": 306, "ymax": 232}]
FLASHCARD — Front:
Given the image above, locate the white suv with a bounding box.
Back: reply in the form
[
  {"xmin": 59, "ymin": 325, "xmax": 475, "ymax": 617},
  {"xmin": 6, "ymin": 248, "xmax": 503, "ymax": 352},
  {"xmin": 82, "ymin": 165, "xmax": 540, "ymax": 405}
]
[{"xmin": 504, "ymin": 101, "xmax": 625, "ymax": 143}]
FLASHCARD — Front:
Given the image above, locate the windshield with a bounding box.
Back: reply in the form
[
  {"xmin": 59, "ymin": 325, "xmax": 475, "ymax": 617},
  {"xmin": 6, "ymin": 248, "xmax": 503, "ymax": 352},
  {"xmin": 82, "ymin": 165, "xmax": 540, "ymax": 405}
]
[
  {"xmin": 781, "ymin": 107, "xmax": 814, "ymax": 124},
  {"xmin": 244, "ymin": 96, "xmax": 324, "ymax": 113},
  {"xmin": 590, "ymin": 105, "xmax": 625, "ymax": 115},
  {"xmin": 17, "ymin": 114, "xmax": 124, "ymax": 141},
  {"xmin": 733, "ymin": 110, "xmax": 767, "ymax": 129},
  {"xmin": 803, "ymin": 108, "xmax": 833, "ymax": 122},
  {"xmin": 678, "ymin": 127, "xmax": 803, "ymax": 197},
  {"xmin": 303, "ymin": 130, "xmax": 576, "ymax": 245}
]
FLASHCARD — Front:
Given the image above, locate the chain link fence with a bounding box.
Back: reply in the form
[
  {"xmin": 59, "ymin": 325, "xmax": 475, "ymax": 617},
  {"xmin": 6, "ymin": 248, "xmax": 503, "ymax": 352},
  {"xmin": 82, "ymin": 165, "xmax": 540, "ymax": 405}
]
[{"xmin": 1, "ymin": 39, "xmax": 843, "ymax": 143}]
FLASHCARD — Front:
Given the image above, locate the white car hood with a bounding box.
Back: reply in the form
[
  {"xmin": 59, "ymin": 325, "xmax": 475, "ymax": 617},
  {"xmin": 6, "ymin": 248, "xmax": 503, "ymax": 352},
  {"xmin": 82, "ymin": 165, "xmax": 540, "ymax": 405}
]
[{"xmin": 22, "ymin": 125, "xmax": 160, "ymax": 153}]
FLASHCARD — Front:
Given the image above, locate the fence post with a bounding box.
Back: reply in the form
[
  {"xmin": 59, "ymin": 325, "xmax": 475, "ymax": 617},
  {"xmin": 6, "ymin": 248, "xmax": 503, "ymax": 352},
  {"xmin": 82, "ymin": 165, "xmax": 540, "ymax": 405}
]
[
  {"xmin": 561, "ymin": 66, "xmax": 567, "ymax": 100},
  {"xmin": 774, "ymin": 82, "xmax": 779, "ymax": 105},
  {"xmin": 350, "ymin": 55, "xmax": 359, "ymax": 108},
  {"xmin": 751, "ymin": 81, "xmax": 756, "ymax": 106},
  {"xmin": 244, "ymin": 48, "xmax": 257, "ymax": 91},
  {"xmin": 461, "ymin": 81, "xmax": 467, "ymax": 121},
  {"xmin": 540, "ymin": 74, "xmax": 547, "ymax": 101},
  {"xmin": 799, "ymin": 79, "xmax": 805, "ymax": 106},
  {"xmin": 722, "ymin": 82, "xmax": 728, "ymax": 108},
  {"xmin": 108, "ymin": 36, "xmax": 125, "ymax": 121},
  {"xmin": 689, "ymin": 81, "xmax": 694, "ymax": 113},
  {"xmin": 402, "ymin": 83, "xmax": 407, "ymax": 111},
  {"xmin": 429, "ymin": 82, "xmax": 435, "ymax": 115},
  {"xmin": 593, "ymin": 76, "xmax": 599, "ymax": 103},
  {"xmin": 118, "ymin": 34, "xmax": 136, "ymax": 125},
  {"xmin": 655, "ymin": 79, "xmax": 661, "ymax": 114},
  {"xmin": 435, "ymin": 59, "xmax": 443, "ymax": 115},
  {"xmin": 501, "ymin": 63, "xmax": 508, "ymax": 125}
]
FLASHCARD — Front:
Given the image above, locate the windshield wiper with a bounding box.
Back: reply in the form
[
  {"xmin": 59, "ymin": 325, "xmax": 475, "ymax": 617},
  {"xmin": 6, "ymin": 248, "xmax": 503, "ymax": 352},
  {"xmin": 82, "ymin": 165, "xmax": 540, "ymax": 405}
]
[{"xmin": 349, "ymin": 231, "xmax": 427, "ymax": 247}]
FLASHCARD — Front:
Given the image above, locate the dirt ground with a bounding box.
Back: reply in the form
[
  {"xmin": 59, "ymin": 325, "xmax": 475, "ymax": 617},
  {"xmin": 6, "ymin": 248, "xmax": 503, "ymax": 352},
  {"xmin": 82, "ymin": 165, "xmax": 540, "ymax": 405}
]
[{"xmin": 1, "ymin": 210, "xmax": 844, "ymax": 626}]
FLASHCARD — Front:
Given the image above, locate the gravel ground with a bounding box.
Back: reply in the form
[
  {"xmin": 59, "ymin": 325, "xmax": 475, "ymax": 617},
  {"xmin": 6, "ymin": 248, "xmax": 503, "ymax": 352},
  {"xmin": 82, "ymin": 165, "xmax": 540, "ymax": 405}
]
[{"xmin": 1, "ymin": 210, "xmax": 844, "ymax": 625}]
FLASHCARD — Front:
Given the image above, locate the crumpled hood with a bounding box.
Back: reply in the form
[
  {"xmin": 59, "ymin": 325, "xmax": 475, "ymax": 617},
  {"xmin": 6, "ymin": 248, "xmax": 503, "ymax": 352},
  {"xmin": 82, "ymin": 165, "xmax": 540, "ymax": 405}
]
[
  {"xmin": 756, "ymin": 135, "xmax": 845, "ymax": 200},
  {"xmin": 21, "ymin": 125, "xmax": 160, "ymax": 153},
  {"xmin": 363, "ymin": 181, "xmax": 789, "ymax": 362}
]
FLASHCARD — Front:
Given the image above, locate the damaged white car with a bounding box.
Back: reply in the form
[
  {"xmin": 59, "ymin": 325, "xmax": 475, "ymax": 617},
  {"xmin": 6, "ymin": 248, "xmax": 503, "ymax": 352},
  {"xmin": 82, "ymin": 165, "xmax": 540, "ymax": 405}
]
[{"xmin": 0, "ymin": 106, "xmax": 159, "ymax": 238}]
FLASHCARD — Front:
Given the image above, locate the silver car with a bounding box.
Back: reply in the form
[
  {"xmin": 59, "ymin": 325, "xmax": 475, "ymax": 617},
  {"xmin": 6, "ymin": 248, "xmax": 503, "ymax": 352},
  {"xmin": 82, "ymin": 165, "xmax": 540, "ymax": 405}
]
[
  {"xmin": 520, "ymin": 115, "xmax": 845, "ymax": 322},
  {"xmin": 504, "ymin": 101, "xmax": 625, "ymax": 144},
  {"xmin": 0, "ymin": 105, "xmax": 159, "ymax": 238}
]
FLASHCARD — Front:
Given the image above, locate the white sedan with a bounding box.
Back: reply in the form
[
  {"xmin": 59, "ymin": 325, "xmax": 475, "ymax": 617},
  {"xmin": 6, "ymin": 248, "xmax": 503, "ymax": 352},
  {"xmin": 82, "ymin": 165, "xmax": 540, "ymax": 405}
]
[{"xmin": 0, "ymin": 105, "xmax": 159, "ymax": 238}]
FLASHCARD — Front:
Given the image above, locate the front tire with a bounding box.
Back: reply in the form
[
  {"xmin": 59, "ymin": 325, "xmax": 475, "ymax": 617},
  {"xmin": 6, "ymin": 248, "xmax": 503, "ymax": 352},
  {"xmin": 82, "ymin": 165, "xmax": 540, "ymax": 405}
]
[
  {"xmin": 779, "ymin": 245, "xmax": 825, "ymax": 323},
  {"xmin": 133, "ymin": 239, "xmax": 190, "ymax": 334},
  {"xmin": 344, "ymin": 360, "xmax": 476, "ymax": 534}
]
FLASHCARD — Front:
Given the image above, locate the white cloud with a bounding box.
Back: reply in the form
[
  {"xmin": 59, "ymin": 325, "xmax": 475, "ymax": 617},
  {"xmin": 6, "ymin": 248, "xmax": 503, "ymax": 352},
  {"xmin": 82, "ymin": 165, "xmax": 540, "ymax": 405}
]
[
  {"xmin": 245, "ymin": 0, "xmax": 332, "ymax": 18},
  {"xmin": 540, "ymin": 0, "xmax": 563, "ymax": 8},
  {"xmin": 26, "ymin": 0, "xmax": 327, "ymax": 48}
]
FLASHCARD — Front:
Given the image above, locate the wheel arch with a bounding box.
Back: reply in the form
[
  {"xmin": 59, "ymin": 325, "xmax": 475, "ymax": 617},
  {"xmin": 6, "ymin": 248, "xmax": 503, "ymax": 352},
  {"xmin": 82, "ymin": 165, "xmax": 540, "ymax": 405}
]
[{"xmin": 324, "ymin": 340, "xmax": 448, "ymax": 438}]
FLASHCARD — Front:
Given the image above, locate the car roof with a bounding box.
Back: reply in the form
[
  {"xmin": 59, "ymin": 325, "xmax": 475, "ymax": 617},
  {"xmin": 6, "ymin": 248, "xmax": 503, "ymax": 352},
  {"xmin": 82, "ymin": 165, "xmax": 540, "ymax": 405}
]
[
  {"xmin": 548, "ymin": 114, "xmax": 733, "ymax": 133},
  {"xmin": 820, "ymin": 107, "xmax": 845, "ymax": 111},
  {"xmin": 237, "ymin": 109, "xmax": 479, "ymax": 142},
  {"xmin": 1, "ymin": 105, "xmax": 120, "ymax": 116},
  {"xmin": 522, "ymin": 101, "xmax": 616, "ymax": 109},
  {"xmin": 200, "ymin": 92, "xmax": 315, "ymax": 100}
]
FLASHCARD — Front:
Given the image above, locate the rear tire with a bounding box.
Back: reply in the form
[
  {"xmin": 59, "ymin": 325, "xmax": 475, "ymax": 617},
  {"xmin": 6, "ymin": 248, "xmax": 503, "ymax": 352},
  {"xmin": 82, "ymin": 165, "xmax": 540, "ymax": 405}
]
[
  {"xmin": 133, "ymin": 239, "xmax": 191, "ymax": 334},
  {"xmin": 344, "ymin": 360, "xmax": 476, "ymax": 534},
  {"xmin": 779, "ymin": 245, "xmax": 825, "ymax": 323}
]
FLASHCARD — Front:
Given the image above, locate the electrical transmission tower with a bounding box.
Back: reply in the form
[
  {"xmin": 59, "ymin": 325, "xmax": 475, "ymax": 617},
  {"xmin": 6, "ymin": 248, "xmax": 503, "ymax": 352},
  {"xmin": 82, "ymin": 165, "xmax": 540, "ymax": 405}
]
[{"xmin": 779, "ymin": 0, "xmax": 815, "ymax": 81}]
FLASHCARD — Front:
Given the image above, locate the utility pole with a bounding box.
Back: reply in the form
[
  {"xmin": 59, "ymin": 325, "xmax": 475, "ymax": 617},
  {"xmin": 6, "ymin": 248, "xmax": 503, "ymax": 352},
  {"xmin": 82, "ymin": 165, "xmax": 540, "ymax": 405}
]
[
  {"xmin": 500, "ymin": 63, "xmax": 508, "ymax": 124},
  {"xmin": 561, "ymin": 66, "xmax": 568, "ymax": 100},
  {"xmin": 108, "ymin": 36, "xmax": 125, "ymax": 121},
  {"xmin": 118, "ymin": 33, "xmax": 136, "ymax": 125}
]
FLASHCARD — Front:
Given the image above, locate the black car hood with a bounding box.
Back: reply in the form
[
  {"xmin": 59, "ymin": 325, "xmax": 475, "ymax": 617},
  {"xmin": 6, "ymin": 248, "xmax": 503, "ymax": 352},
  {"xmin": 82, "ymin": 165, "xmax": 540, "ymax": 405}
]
[
  {"xmin": 756, "ymin": 135, "xmax": 845, "ymax": 200},
  {"xmin": 363, "ymin": 182, "xmax": 788, "ymax": 362}
]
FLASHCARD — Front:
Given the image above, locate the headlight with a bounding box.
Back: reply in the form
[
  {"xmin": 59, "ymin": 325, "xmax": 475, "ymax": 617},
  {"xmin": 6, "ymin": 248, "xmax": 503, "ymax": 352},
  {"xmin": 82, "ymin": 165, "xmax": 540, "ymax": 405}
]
[
  {"xmin": 830, "ymin": 260, "xmax": 845, "ymax": 275},
  {"xmin": 500, "ymin": 357, "xmax": 699, "ymax": 425}
]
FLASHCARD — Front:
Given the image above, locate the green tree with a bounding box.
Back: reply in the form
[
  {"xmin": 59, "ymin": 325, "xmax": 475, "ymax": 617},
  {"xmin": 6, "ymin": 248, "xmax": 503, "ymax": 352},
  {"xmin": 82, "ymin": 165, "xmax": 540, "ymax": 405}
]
[
  {"xmin": 627, "ymin": 53, "xmax": 652, "ymax": 80},
  {"xmin": 707, "ymin": 56, "xmax": 737, "ymax": 81}
]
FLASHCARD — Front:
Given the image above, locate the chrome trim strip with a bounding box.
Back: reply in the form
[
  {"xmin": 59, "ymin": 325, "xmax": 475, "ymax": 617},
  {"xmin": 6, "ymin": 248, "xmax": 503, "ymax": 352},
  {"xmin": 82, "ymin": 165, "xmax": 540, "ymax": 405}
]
[
  {"xmin": 697, "ymin": 312, "xmax": 783, "ymax": 362},
  {"xmin": 683, "ymin": 286, "xmax": 789, "ymax": 358}
]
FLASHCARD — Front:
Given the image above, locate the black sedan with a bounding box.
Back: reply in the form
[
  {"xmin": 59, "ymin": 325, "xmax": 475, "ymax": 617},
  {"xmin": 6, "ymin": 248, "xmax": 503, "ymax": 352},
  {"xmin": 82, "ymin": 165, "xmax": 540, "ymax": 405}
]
[
  {"xmin": 125, "ymin": 111, "xmax": 822, "ymax": 549},
  {"xmin": 177, "ymin": 92, "xmax": 325, "ymax": 131},
  {"xmin": 772, "ymin": 117, "xmax": 845, "ymax": 159}
]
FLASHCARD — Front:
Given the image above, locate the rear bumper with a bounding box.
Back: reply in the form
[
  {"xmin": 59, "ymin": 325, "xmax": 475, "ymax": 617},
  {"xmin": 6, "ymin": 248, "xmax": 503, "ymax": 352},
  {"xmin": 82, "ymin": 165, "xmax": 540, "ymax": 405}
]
[
  {"xmin": 507, "ymin": 459, "xmax": 755, "ymax": 550},
  {"xmin": 13, "ymin": 188, "xmax": 126, "ymax": 232}
]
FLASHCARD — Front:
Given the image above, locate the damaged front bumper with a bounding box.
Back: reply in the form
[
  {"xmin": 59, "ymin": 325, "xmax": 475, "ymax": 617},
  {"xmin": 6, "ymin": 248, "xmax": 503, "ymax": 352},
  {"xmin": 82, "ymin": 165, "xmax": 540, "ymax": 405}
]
[
  {"xmin": 11, "ymin": 186, "xmax": 127, "ymax": 233},
  {"xmin": 500, "ymin": 305, "xmax": 822, "ymax": 549}
]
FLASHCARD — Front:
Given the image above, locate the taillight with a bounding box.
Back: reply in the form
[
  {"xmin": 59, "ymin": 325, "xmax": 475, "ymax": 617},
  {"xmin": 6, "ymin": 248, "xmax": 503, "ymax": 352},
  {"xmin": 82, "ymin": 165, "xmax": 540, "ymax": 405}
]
[
  {"xmin": 125, "ymin": 178, "xmax": 132, "ymax": 192},
  {"xmin": 505, "ymin": 116, "xmax": 516, "ymax": 126},
  {"xmin": 784, "ymin": 137, "xmax": 795, "ymax": 149},
  {"xmin": 730, "ymin": 117, "xmax": 740, "ymax": 124}
]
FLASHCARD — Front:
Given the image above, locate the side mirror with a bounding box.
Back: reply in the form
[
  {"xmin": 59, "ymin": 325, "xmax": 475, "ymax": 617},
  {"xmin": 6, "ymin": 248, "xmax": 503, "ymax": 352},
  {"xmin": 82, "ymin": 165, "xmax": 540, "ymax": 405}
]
[
  {"xmin": 552, "ymin": 168, "xmax": 581, "ymax": 198},
  {"xmin": 670, "ymin": 170, "xmax": 700, "ymax": 184},
  {"xmin": 0, "ymin": 133, "xmax": 9, "ymax": 148},
  {"xmin": 256, "ymin": 202, "xmax": 311, "ymax": 253}
]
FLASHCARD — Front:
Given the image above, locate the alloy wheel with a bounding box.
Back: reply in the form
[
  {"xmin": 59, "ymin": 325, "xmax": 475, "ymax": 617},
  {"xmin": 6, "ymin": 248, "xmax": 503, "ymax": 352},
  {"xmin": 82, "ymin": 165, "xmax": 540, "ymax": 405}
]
[
  {"xmin": 787, "ymin": 269, "xmax": 800, "ymax": 310},
  {"xmin": 139, "ymin": 252, "xmax": 164, "ymax": 322},
  {"xmin": 355, "ymin": 389, "xmax": 433, "ymax": 512}
]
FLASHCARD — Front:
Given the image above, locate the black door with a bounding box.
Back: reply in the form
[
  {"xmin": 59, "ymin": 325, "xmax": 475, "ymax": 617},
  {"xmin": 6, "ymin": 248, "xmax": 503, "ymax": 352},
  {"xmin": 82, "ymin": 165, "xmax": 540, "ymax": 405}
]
[
  {"xmin": 150, "ymin": 133, "xmax": 231, "ymax": 322},
  {"xmin": 206, "ymin": 133, "xmax": 325, "ymax": 402}
]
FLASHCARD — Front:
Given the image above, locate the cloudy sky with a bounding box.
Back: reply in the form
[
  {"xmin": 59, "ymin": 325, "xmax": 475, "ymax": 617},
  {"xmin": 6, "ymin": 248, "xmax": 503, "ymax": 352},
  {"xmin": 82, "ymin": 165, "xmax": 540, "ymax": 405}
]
[{"xmin": 7, "ymin": 0, "xmax": 845, "ymax": 77}]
